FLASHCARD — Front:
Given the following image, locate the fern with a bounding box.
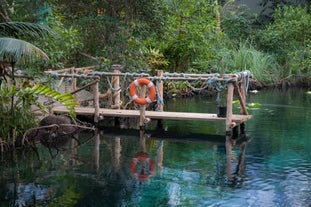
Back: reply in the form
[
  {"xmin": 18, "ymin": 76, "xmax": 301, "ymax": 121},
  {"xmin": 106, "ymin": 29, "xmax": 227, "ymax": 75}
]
[{"xmin": 25, "ymin": 84, "xmax": 79, "ymax": 117}]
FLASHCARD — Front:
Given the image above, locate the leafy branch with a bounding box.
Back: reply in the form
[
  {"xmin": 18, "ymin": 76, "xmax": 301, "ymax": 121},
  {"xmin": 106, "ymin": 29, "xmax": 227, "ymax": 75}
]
[{"xmin": 20, "ymin": 84, "xmax": 79, "ymax": 117}]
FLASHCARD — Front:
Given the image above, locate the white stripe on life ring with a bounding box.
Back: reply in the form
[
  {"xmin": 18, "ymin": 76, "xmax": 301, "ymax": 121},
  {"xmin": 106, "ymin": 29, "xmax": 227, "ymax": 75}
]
[
  {"xmin": 147, "ymin": 82, "xmax": 154, "ymax": 88},
  {"xmin": 145, "ymin": 97, "xmax": 152, "ymax": 103},
  {"xmin": 131, "ymin": 94, "xmax": 138, "ymax": 100},
  {"xmin": 134, "ymin": 79, "xmax": 139, "ymax": 86}
]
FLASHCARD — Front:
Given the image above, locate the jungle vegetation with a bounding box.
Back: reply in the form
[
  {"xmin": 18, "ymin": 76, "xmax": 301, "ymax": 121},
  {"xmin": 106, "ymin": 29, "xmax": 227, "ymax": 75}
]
[
  {"xmin": 1, "ymin": 0, "xmax": 311, "ymax": 84},
  {"xmin": 1, "ymin": 0, "xmax": 311, "ymax": 145}
]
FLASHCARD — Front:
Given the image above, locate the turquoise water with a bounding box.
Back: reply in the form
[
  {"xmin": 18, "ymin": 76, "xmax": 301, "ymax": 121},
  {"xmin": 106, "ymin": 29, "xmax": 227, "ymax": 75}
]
[{"xmin": 0, "ymin": 89, "xmax": 311, "ymax": 207}]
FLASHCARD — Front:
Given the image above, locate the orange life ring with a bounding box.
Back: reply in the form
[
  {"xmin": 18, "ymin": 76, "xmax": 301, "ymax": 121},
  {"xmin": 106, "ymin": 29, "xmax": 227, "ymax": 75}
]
[
  {"xmin": 129, "ymin": 78, "xmax": 156, "ymax": 105},
  {"xmin": 130, "ymin": 152, "xmax": 155, "ymax": 181}
]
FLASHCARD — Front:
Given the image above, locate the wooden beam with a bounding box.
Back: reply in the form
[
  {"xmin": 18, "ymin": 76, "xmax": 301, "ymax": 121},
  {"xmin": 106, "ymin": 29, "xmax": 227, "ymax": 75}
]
[
  {"xmin": 70, "ymin": 79, "xmax": 99, "ymax": 95},
  {"xmin": 233, "ymin": 82, "xmax": 248, "ymax": 115}
]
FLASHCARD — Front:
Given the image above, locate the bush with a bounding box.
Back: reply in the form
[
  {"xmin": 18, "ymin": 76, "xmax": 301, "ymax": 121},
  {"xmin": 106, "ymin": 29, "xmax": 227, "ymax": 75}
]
[{"xmin": 256, "ymin": 5, "xmax": 311, "ymax": 79}]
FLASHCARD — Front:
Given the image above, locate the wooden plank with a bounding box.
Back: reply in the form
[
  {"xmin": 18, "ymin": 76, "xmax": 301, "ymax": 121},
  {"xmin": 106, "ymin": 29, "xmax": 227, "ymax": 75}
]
[{"xmin": 52, "ymin": 106, "xmax": 252, "ymax": 123}]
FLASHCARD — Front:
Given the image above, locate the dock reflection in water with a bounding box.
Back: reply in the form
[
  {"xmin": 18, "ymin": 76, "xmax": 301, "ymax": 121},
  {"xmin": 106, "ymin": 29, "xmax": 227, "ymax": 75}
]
[{"xmin": 1, "ymin": 128, "xmax": 251, "ymax": 207}]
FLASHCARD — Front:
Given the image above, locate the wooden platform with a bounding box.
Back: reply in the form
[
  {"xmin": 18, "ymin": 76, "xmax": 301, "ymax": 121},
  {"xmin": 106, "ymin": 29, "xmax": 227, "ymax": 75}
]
[{"xmin": 52, "ymin": 106, "xmax": 252, "ymax": 123}]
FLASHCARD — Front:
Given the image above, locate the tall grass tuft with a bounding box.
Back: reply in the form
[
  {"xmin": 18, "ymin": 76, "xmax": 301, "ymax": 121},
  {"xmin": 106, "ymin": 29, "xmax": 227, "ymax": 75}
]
[{"xmin": 219, "ymin": 41, "xmax": 280, "ymax": 83}]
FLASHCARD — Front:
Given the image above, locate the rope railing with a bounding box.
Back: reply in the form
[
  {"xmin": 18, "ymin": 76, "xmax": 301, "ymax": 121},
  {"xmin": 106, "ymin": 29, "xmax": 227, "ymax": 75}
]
[
  {"xmin": 43, "ymin": 69, "xmax": 251, "ymax": 81},
  {"xmin": 16, "ymin": 68, "xmax": 252, "ymax": 102},
  {"xmin": 43, "ymin": 71, "xmax": 249, "ymax": 82}
]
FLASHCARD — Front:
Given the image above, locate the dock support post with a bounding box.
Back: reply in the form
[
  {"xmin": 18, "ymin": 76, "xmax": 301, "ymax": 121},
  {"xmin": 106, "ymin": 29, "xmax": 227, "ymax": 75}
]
[
  {"xmin": 225, "ymin": 82, "xmax": 234, "ymax": 136},
  {"xmin": 93, "ymin": 77, "xmax": 100, "ymax": 124},
  {"xmin": 156, "ymin": 70, "xmax": 164, "ymax": 129},
  {"xmin": 156, "ymin": 70, "xmax": 164, "ymax": 111},
  {"xmin": 139, "ymin": 84, "xmax": 147, "ymax": 130},
  {"xmin": 112, "ymin": 64, "xmax": 121, "ymax": 109},
  {"xmin": 239, "ymin": 78, "xmax": 247, "ymax": 135},
  {"xmin": 239, "ymin": 80, "xmax": 247, "ymax": 115}
]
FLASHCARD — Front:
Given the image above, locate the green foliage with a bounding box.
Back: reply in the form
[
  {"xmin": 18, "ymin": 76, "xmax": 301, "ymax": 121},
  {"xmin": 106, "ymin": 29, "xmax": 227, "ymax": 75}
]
[
  {"xmin": 0, "ymin": 21, "xmax": 54, "ymax": 38},
  {"xmin": 48, "ymin": 0, "xmax": 169, "ymax": 70},
  {"xmin": 3, "ymin": 0, "xmax": 311, "ymax": 84},
  {"xmin": 0, "ymin": 82, "xmax": 78, "ymax": 142},
  {"xmin": 140, "ymin": 47, "xmax": 169, "ymax": 71},
  {"xmin": 26, "ymin": 84, "xmax": 79, "ymax": 117},
  {"xmin": 221, "ymin": 2, "xmax": 254, "ymax": 42},
  {"xmin": 161, "ymin": 0, "xmax": 217, "ymax": 72},
  {"xmin": 0, "ymin": 83, "xmax": 36, "ymax": 142},
  {"xmin": 0, "ymin": 37, "xmax": 49, "ymax": 63},
  {"xmin": 0, "ymin": 22, "xmax": 53, "ymax": 64},
  {"xmin": 38, "ymin": 13, "xmax": 83, "ymax": 69},
  {"xmin": 220, "ymin": 41, "xmax": 280, "ymax": 83},
  {"xmin": 256, "ymin": 5, "xmax": 311, "ymax": 78}
]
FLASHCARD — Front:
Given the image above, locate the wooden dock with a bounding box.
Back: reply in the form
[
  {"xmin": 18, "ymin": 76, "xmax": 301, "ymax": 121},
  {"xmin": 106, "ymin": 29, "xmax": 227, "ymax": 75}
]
[
  {"xmin": 52, "ymin": 106, "xmax": 252, "ymax": 123},
  {"xmin": 41, "ymin": 66, "xmax": 254, "ymax": 136}
]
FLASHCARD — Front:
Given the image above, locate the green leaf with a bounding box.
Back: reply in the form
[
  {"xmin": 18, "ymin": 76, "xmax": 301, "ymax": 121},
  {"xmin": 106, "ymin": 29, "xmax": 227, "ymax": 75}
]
[{"xmin": 247, "ymin": 102, "xmax": 261, "ymax": 107}]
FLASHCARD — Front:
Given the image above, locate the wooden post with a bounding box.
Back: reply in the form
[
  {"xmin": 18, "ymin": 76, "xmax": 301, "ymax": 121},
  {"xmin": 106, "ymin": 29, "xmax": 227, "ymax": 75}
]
[
  {"xmin": 225, "ymin": 82, "xmax": 234, "ymax": 135},
  {"xmin": 156, "ymin": 70, "xmax": 164, "ymax": 111},
  {"xmin": 112, "ymin": 64, "xmax": 121, "ymax": 109},
  {"xmin": 156, "ymin": 70, "xmax": 164, "ymax": 129},
  {"xmin": 71, "ymin": 67, "xmax": 77, "ymax": 100},
  {"xmin": 93, "ymin": 77, "xmax": 100, "ymax": 124},
  {"xmin": 139, "ymin": 85, "xmax": 147, "ymax": 129}
]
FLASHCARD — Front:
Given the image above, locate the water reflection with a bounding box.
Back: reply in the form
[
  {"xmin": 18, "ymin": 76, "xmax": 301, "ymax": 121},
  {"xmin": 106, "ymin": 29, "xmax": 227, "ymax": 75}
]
[
  {"xmin": 130, "ymin": 130, "xmax": 164, "ymax": 182},
  {"xmin": 1, "ymin": 128, "xmax": 252, "ymax": 206},
  {"xmin": 226, "ymin": 134, "xmax": 252, "ymax": 187}
]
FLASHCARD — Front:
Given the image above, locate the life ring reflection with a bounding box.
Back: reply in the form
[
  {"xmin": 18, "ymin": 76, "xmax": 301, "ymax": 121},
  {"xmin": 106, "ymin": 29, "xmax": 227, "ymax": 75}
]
[{"xmin": 130, "ymin": 152, "xmax": 155, "ymax": 181}]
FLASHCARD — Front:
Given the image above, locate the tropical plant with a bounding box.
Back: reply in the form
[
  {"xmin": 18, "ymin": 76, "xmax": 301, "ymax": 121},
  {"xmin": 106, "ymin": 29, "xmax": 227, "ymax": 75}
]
[
  {"xmin": 223, "ymin": 41, "xmax": 280, "ymax": 83},
  {"xmin": 0, "ymin": 22, "xmax": 53, "ymax": 80},
  {"xmin": 0, "ymin": 83, "xmax": 79, "ymax": 143},
  {"xmin": 0, "ymin": 21, "xmax": 79, "ymax": 147},
  {"xmin": 256, "ymin": 5, "xmax": 311, "ymax": 80}
]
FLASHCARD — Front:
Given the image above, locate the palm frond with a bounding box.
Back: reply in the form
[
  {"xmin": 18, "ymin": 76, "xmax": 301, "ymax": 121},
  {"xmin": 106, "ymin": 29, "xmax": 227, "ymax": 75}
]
[
  {"xmin": 30, "ymin": 84, "xmax": 79, "ymax": 117},
  {"xmin": 0, "ymin": 37, "xmax": 49, "ymax": 63},
  {"xmin": 0, "ymin": 22, "xmax": 56, "ymax": 38}
]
